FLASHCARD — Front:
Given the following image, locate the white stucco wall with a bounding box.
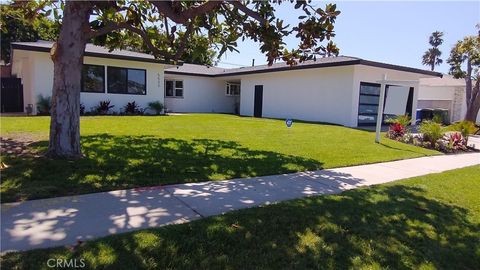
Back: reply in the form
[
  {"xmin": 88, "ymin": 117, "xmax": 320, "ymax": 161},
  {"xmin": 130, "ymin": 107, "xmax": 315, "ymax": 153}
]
[
  {"xmin": 238, "ymin": 65, "xmax": 437, "ymax": 127},
  {"xmin": 238, "ymin": 66, "xmax": 356, "ymax": 126},
  {"xmin": 163, "ymin": 74, "xmax": 236, "ymax": 113},
  {"xmin": 11, "ymin": 50, "xmax": 165, "ymax": 114},
  {"xmin": 418, "ymin": 85, "xmax": 456, "ymax": 101}
]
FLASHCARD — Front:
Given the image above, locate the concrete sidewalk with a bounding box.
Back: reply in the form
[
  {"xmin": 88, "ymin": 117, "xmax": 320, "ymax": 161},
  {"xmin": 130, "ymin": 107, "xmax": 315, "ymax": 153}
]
[{"xmin": 2, "ymin": 153, "xmax": 479, "ymax": 252}]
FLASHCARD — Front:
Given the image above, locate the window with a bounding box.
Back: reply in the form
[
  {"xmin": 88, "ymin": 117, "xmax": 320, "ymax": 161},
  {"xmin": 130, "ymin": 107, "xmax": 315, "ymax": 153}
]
[
  {"xmin": 165, "ymin": 80, "xmax": 184, "ymax": 98},
  {"xmin": 107, "ymin": 67, "xmax": 146, "ymax": 95},
  {"xmin": 357, "ymin": 82, "xmax": 381, "ymax": 126},
  {"xmin": 226, "ymin": 82, "xmax": 240, "ymax": 96},
  {"xmin": 81, "ymin": 64, "xmax": 105, "ymax": 93}
]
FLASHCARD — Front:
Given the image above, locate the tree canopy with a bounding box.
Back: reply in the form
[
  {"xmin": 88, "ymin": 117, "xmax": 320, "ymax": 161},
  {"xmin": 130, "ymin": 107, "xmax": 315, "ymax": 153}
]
[
  {"xmin": 1, "ymin": 2, "xmax": 218, "ymax": 66},
  {"xmin": 19, "ymin": 0, "xmax": 341, "ymax": 66},
  {"xmin": 97, "ymin": 26, "xmax": 218, "ymax": 65},
  {"xmin": 422, "ymin": 31, "xmax": 444, "ymax": 71},
  {"xmin": 0, "ymin": 3, "xmax": 58, "ymax": 62},
  {"xmin": 447, "ymin": 27, "xmax": 480, "ymax": 122}
]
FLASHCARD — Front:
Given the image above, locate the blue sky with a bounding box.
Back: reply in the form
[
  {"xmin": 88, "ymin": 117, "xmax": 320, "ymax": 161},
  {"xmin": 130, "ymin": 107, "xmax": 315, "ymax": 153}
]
[{"xmin": 217, "ymin": 1, "xmax": 479, "ymax": 74}]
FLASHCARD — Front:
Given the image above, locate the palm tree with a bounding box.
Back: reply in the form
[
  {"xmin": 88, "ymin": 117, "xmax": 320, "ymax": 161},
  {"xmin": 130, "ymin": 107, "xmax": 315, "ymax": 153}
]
[{"xmin": 422, "ymin": 31, "xmax": 444, "ymax": 71}]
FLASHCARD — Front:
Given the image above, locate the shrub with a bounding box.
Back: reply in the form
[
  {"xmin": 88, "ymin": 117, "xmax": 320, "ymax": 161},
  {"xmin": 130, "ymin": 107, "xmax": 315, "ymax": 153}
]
[
  {"xmin": 147, "ymin": 101, "xmax": 164, "ymax": 115},
  {"xmin": 123, "ymin": 101, "xmax": 143, "ymax": 115},
  {"xmin": 419, "ymin": 121, "xmax": 443, "ymax": 145},
  {"xmin": 432, "ymin": 113, "xmax": 443, "ymax": 124},
  {"xmin": 95, "ymin": 100, "xmax": 114, "ymax": 115},
  {"xmin": 36, "ymin": 94, "xmax": 51, "ymax": 115},
  {"xmin": 447, "ymin": 121, "xmax": 477, "ymax": 138},
  {"xmin": 387, "ymin": 123, "xmax": 406, "ymax": 139},
  {"xmin": 385, "ymin": 114, "xmax": 411, "ymax": 127},
  {"xmin": 437, "ymin": 132, "xmax": 467, "ymax": 153},
  {"xmin": 448, "ymin": 132, "xmax": 466, "ymax": 148}
]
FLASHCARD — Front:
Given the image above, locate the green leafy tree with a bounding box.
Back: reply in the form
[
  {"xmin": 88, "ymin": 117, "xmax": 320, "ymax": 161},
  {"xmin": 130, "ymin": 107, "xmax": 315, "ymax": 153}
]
[
  {"xmin": 422, "ymin": 31, "xmax": 444, "ymax": 71},
  {"xmin": 447, "ymin": 26, "xmax": 480, "ymax": 122},
  {"xmin": 0, "ymin": 3, "xmax": 58, "ymax": 62},
  {"xmin": 99, "ymin": 27, "xmax": 218, "ymax": 65},
  {"xmin": 1, "ymin": 3, "xmax": 217, "ymax": 65},
  {"xmin": 15, "ymin": 0, "xmax": 340, "ymax": 158}
]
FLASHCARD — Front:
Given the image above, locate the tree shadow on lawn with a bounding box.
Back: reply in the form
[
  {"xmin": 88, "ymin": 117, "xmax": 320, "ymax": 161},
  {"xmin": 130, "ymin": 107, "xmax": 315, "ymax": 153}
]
[
  {"xmin": 0, "ymin": 134, "xmax": 323, "ymax": 202},
  {"xmin": 3, "ymin": 184, "xmax": 478, "ymax": 270}
]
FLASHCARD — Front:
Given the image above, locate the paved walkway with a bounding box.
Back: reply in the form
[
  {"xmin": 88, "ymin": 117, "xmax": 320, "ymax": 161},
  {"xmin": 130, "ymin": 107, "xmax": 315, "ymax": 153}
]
[{"xmin": 1, "ymin": 153, "xmax": 479, "ymax": 252}]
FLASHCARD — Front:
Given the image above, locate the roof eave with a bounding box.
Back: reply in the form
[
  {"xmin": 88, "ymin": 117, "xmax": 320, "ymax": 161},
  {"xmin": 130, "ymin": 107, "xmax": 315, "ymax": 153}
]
[
  {"xmin": 359, "ymin": 60, "xmax": 443, "ymax": 78},
  {"xmin": 11, "ymin": 43, "xmax": 176, "ymax": 65},
  {"xmin": 166, "ymin": 59, "xmax": 442, "ymax": 78},
  {"xmin": 212, "ymin": 60, "xmax": 362, "ymax": 77}
]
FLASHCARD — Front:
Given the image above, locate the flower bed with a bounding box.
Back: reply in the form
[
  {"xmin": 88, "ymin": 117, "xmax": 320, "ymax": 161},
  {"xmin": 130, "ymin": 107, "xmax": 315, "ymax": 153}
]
[{"xmin": 386, "ymin": 116, "xmax": 478, "ymax": 154}]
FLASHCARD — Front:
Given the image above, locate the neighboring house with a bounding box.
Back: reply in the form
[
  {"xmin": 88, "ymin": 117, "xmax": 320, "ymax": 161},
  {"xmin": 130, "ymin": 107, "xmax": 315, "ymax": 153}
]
[
  {"xmin": 418, "ymin": 76, "xmax": 480, "ymax": 124},
  {"xmin": 8, "ymin": 40, "xmax": 466, "ymax": 127}
]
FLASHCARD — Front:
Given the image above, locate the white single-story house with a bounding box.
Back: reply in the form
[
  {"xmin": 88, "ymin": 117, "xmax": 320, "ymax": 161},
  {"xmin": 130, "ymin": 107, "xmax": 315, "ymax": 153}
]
[{"xmin": 7, "ymin": 40, "xmax": 478, "ymax": 126}]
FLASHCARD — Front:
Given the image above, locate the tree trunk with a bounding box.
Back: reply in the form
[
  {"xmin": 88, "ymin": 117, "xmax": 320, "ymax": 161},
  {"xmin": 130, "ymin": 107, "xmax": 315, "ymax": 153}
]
[
  {"xmin": 46, "ymin": 2, "xmax": 92, "ymax": 158},
  {"xmin": 463, "ymin": 56, "xmax": 479, "ymax": 123},
  {"xmin": 465, "ymin": 97, "xmax": 480, "ymax": 122}
]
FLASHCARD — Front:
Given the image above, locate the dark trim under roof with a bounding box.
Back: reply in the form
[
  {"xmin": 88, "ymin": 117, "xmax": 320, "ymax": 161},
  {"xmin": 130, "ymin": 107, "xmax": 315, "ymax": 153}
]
[
  {"xmin": 11, "ymin": 43, "xmax": 171, "ymax": 64},
  {"xmin": 358, "ymin": 60, "xmax": 442, "ymax": 77},
  {"xmin": 166, "ymin": 59, "xmax": 442, "ymax": 78}
]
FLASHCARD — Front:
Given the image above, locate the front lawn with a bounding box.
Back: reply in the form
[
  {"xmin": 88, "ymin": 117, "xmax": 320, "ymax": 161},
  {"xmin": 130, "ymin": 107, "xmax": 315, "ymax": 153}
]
[
  {"xmin": 2, "ymin": 166, "xmax": 478, "ymax": 270},
  {"xmin": 0, "ymin": 114, "xmax": 439, "ymax": 202}
]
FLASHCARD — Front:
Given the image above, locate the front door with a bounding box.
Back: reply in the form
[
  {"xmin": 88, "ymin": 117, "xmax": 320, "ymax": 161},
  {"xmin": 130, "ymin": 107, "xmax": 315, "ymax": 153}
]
[{"xmin": 253, "ymin": 85, "xmax": 263, "ymax": 118}]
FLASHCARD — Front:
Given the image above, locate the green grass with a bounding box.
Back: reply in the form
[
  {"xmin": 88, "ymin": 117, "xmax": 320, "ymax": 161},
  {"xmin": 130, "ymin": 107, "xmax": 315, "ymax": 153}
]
[
  {"xmin": 2, "ymin": 166, "xmax": 479, "ymax": 270},
  {"xmin": 0, "ymin": 114, "xmax": 439, "ymax": 203}
]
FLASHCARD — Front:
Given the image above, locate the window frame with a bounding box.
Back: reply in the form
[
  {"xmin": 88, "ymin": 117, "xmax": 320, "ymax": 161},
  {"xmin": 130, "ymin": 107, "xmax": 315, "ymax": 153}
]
[
  {"xmin": 357, "ymin": 82, "xmax": 382, "ymax": 126},
  {"xmin": 106, "ymin": 66, "xmax": 147, "ymax": 95},
  {"xmin": 226, "ymin": 82, "xmax": 240, "ymax": 96},
  {"xmin": 165, "ymin": 79, "xmax": 184, "ymax": 98},
  {"xmin": 81, "ymin": 64, "xmax": 105, "ymax": 93}
]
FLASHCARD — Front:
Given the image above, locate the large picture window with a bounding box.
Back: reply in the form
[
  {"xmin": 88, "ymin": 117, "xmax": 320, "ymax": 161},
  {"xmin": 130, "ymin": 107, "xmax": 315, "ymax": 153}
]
[
  {"xmin": 107, "ymin": 67, "xmax": 146, "ymax": 95},
  {"xmin": 81, "ymin": 64, "xmax": 105, "ymax": 93},
  {"xmin": 165, "ymin": 80, "xmax": 183, "ymax": 98}
]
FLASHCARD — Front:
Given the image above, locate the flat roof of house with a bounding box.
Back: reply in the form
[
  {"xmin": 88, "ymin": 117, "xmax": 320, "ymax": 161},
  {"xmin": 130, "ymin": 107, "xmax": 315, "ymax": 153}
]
[
  {"xmin": 11, "ymin": 41, "xmax": 172, "ymax": 64},
  {"xmin": 166, "ymin": 56, "xmax": 443, "ymax": 78}
]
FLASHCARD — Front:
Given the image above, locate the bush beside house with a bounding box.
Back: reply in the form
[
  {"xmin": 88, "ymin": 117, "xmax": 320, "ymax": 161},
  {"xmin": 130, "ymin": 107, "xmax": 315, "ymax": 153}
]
[
  {"xmin": 33, "ymin": 97, "xmax": 164, "ymax": 116},
  {"xmin": 386, "ymin": 115, "xmax": 478, "ymax": 153}
]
